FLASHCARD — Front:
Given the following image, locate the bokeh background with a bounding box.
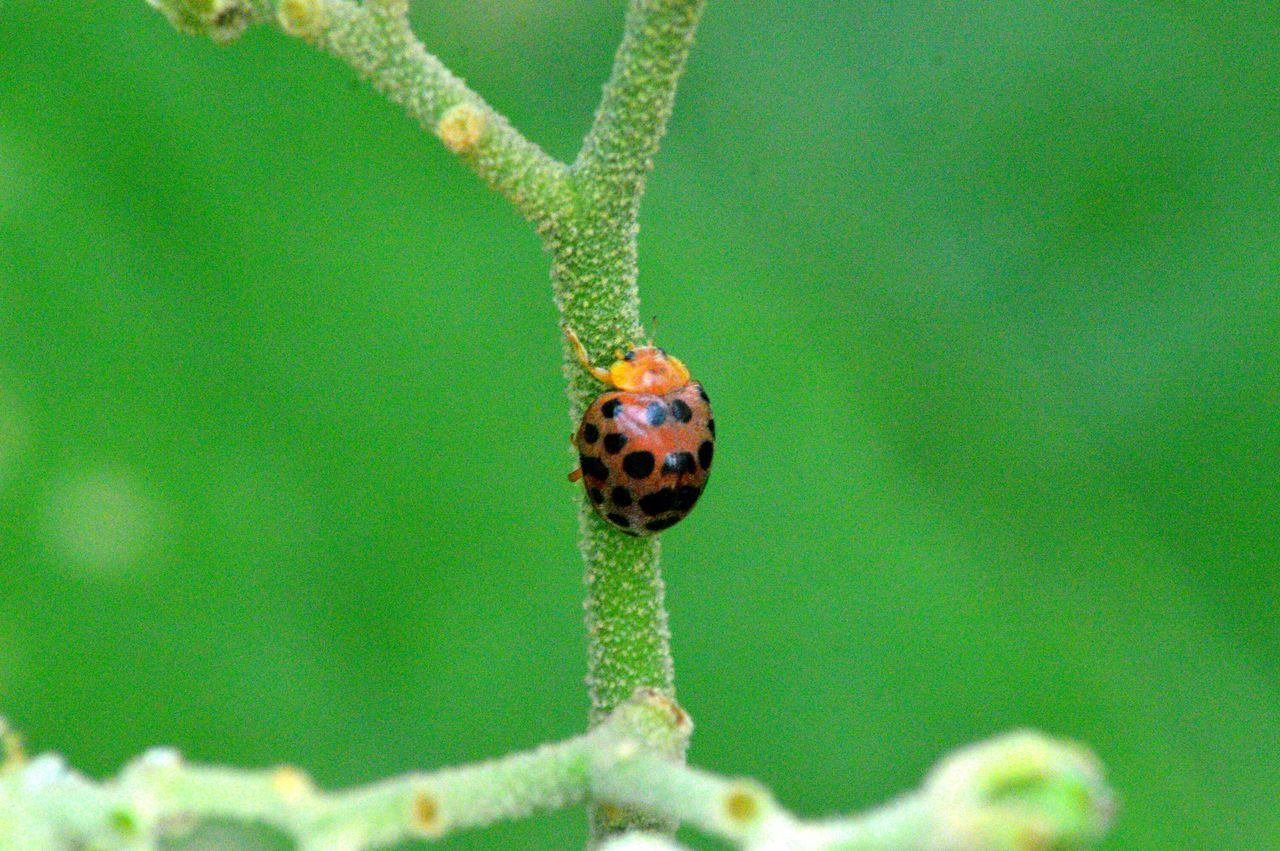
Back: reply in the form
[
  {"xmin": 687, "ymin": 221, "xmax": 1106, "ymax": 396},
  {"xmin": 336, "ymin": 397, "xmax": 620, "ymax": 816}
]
[{"xmin": 2, "ymin": 1, "xmax": 1278, "ymax": 847}]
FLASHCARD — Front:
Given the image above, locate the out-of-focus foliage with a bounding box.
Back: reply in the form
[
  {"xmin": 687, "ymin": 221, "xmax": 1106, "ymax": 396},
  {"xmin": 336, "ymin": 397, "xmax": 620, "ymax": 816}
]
[{"xmin": 0, "ymin": 2, "xmax": 1276, "ymax": 848}]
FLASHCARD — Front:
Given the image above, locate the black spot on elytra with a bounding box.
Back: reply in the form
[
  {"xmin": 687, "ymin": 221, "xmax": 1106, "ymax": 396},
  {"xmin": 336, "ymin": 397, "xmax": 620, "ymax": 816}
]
[
  {"xmin": 588, "ymin": 488, "xmax": 604, "ymax": 504},
  {"xmin": 645, "ymin": 402, "xmax": 667, "ymax": 426},
  {"xmin": 581, "ymin": 422, "xmax": 600, "ymax": 444},
  {"xmin": 697, "ymin": 440, "xmax": 714, "ymax": 471},
  {"xmin": 673, "ymin": 485, "xmax": 701, "ymax": 510},
  {"xmin": 603, "ymin": 433, "xmax": 628, "ymax": 454},
  {"xmin": 580, "ymin": 454, "xmax": 610, "ymax": 481},
  {"xmin": 622, "ymin": 451, "xmax": 655, "ymax": 478},
  {"xmin": 708, "ymin": 418, "xmax": 716, "ymax": 437},
  {"xmin": 645, "ymin": 516, "xmax": 680, "ymax": 532},
  {"xmin": 639, "ymin": 488, "xmax": 676, "ymax": 516},
  {"xmin": 606, "ymin": 512, "xmax": 631, "ymax": 528},
  {"xmin": 601, "ymin": 398, "xmax": 623, "ymax": 418},
  {"xmin": 663, "ymin": 451, "xmax": 696, "ymax": 475},
  {"xmin": 670, "ymin": 399, "xmax": 692, "ymax": 423},
  {"xmin": 698, "ymin": 385, "xmax": 710, "ymax": 403},
  {"xmin": 610, "ymin": 486, "xmax": 633, "ymax": 507}
]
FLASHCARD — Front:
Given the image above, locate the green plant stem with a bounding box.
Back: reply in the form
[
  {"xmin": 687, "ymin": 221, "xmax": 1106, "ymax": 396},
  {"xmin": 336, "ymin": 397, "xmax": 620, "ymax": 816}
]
[
  {"xmin": 0, "ymin": 706, "xmax": 1111, "ymax": 851},
  {"xmin": 148, "ymin": 0, "xmax": 573, "ymax": 234},
  {"xmin": 143, "ymin": 0, "xmax": 706, "ymax": 842},
  {"xmin": 574, "ymin": 0, "xmax": 708, "ymax": 212},
  {"xmin": 302, "ymin": 0, "xmax": 574, "ymax": 235},
  {"xmin": 556, "ymin": 0, "xmax": 707, "ymax": 734},
  {"xmin": 549, "ymin": 0, "xmax": 705, "ymax": 840},
  {"xmin": 0, "ymin": 742, "xmax": 592, "ymax": 849},
  {"xmin": 591, "ymin": 745, "xmax": 934, "ymax": 849}
]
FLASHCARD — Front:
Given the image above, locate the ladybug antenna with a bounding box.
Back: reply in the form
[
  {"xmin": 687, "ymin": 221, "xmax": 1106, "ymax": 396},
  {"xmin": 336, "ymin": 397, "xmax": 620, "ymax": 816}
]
[{"xmin": 648, "ymin": 315, "xmax": 659, "ymax": 345}]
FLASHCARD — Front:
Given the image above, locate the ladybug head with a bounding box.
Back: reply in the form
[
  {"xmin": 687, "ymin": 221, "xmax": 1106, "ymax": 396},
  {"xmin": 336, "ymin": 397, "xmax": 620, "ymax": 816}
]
[{"xmin": 608, "ymin": 345, "xmax": 691, "ymax": 394}]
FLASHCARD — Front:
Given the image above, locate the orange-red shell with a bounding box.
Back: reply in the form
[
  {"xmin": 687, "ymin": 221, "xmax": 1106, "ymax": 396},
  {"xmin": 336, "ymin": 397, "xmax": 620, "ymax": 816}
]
[{"xmin": 575, "ymin": 381, "xmax": 714, "ymax": 535}]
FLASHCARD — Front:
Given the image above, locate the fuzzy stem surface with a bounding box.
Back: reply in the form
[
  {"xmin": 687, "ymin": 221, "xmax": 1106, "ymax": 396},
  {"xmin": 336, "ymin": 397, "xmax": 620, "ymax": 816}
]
[
  {"xmin": 146, "ymin": 0, "xmax": 573, "ymax": 234},
  {"xmin": 574, "ymin": 0, "xmax": 708, "ymax": 214},
  {"xmin": 550, "ymin": 0, "xmax": 705, "ymax": 840},
  {"xmin": 0, "ymin": 712, "xmax": 1111, "ymax": 851},
  {"xmin": 552, "ymin": 179, "xmax": 681, "ymax": 844},
  {"xmin": 300, "ymin": 0, "xmax": 574, "ymax": 235}
]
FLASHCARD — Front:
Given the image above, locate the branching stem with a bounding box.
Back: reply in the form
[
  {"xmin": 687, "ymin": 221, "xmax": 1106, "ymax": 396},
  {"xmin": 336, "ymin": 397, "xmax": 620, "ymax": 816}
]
[
  {"xmin": 549, "ymin": 0, "xmax": 705, "ymax": 837},
  {"xmin": 148, "ymin": 0, "xmax": 573, "ymax": 233},
  {"xmin": 15, "ymin": 2, "xmax": 1118, "ymax": 849},
  {"xmin": 144, "ymin": 0, "xmax": 707, "ymax": 840},
  {"xmin": 298, "ymin": 0, "xmax": 574, "ymax": 235},
  {"xmin": 0, "ymin": 695, "xmax": 1111, "ymax": 851}
]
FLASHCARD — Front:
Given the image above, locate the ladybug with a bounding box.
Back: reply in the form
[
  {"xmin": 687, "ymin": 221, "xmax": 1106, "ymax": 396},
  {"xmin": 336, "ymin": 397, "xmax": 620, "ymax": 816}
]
[{"xmin": 566, "ymin": 326, "xmax": 714, "ymax": 535}]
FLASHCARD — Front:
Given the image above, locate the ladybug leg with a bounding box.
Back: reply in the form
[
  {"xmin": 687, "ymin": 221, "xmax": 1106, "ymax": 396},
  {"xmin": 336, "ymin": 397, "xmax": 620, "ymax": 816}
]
[
  {"xmin": 563, "ymin": 325, "xmax": 614, "ymax": 385},
  {"xmin": 568, "ymin": 467, "xmax": 583, "ymax": 483}
]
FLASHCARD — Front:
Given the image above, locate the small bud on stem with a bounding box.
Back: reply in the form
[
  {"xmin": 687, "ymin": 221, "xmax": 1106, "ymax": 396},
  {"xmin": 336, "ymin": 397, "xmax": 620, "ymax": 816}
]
[
  {"xmin": 145, "ymin": 0, "xmax": 256, "ymax": 44},
  {"xmin": 436, "ymin": 103, "xmax": 486, "ymax": 155},
  {"xmin": 277, "ymin": 0, "xmax": 328, "ymax": 40}
]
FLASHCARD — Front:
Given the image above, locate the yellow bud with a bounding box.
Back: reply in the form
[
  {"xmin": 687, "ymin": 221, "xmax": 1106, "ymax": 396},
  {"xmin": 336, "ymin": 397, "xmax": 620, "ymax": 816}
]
[
  {"xmin": 722, "ymin": 785, "xmax": 764, "ymax": 825},
  {"xmin": 412, "ymin": 790, "xmax": 444, "ymax": 837},
  {"xmin": 278, "ymin": 0, "xmax": 328, "ymax": 39},
  {"xmin": 271, "ymin": 765, "xmax": 315, "ymax": 803},
  {"xmin": 437, "ymin": 104, "xmax": 486, "ymax": 155}
]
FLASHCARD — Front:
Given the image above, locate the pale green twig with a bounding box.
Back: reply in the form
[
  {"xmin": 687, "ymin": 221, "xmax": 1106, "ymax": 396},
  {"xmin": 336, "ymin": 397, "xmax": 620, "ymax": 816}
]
[
  {"xmin": 146, "ymin": 0, "xmax": 572, "ymax": 235},
  {"xmin": 0, "ymin": 691, "xmax": 686, "ymax": 850},
  {"xmin": 574, "ymin": 0, "xmax": 707, "ymax": 214},
  {"xmin": 295, "ymin": 0, "xmax": 573, "ymax": 236},
  {"xmin": 589, "ymin": 725, "xmax": 1115, "ymax": 851},
  {"xmin": 0, "ymin": 695, "xmax": 1112, "ymax": 851},
  {"xmin": 142, "ymin": 1, "xmax": 698, "ymax": 756},
  {"xmin": 141, "ymin": 0, "xmax": 702, "ymax": 842},
  {"xmin": 549, "ymin": 1, "xmax": 707, "ymax": 840},
  {"xmin": 0, "ymin": 738, "xmax": 592, "ymax": 849},
  {"xmin": 553, "ymin": 0, "xmax": 706, "ymax": 728}
]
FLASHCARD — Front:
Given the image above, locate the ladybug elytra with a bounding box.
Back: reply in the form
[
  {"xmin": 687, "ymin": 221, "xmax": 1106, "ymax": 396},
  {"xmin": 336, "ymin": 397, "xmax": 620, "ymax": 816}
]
[{"xmin": 566, "ymin": 326, "xmax": 714, "ymax": 535}]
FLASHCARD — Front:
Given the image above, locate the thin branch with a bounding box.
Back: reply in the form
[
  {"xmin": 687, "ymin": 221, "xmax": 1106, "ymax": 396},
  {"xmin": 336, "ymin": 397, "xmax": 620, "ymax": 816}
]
[
  {"xmin": 0, "ymin": 736, "xmax": 592, "ymax": 849},
  {"xmin": 552, "ymin": 2, "xmax": 707, "ymax": 842},
  {"xmin": 147, "ymin": 0, "xmax": 574, "ymax": 236},
  {"xmin": 588, "ymin": 727, "xmax": 1115, "ymax": 851},
  {"xmin": 302, "ymin": 0, "xmax": 573, "ymax": 235},
  {"xmin": 0, "ymin": 700, "xmax": 1111, "ymax": 851},
  {"xmin": 573, "ymin": 0, "xmax": 707, "ymax": 210},
  {"xmin": 577, "ymin": 542, "xmax": 678, "ymax": 843},
  {"xmin": 0, "ymin": 691, "xmax": 686, "ymax": 849}
]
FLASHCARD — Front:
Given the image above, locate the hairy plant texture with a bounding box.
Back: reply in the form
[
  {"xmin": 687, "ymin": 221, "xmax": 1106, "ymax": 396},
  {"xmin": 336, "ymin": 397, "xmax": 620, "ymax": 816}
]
[
  {"xmin": 0, "ymin": 694, "xmax": 1112, "ymax": 849},
  {"xmin": 0, "ymin": 0, "xmax": 1116, "ymax": 848}
]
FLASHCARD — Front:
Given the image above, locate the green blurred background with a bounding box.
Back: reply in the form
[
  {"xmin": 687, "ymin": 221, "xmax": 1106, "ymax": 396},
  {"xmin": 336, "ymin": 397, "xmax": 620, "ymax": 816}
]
[{"xmin": 2, "ymin": 1, "xmax": 1278, "ymax": 847}]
